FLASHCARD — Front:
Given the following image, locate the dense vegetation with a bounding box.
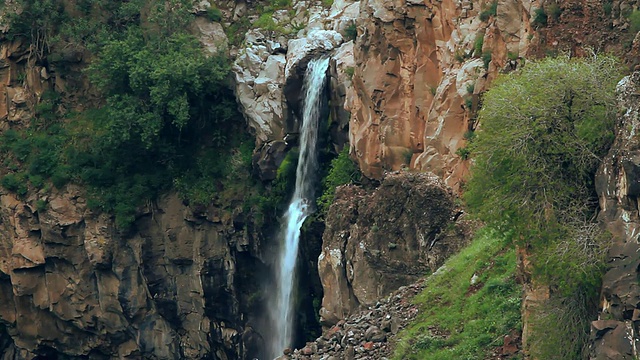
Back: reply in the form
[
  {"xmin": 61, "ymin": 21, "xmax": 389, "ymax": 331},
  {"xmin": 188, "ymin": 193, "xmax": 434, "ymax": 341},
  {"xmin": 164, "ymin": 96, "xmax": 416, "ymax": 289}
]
[
  {"xmin": 0, "ymin": 0, "xmax": 262, "ymax": 228},
  {"xmin": 393, "ymin": 228, "xmax": 521, "ymax": 359},
  {"xmin": 464, "ymin": 55, "xmax": 622, "ymax": 358}
]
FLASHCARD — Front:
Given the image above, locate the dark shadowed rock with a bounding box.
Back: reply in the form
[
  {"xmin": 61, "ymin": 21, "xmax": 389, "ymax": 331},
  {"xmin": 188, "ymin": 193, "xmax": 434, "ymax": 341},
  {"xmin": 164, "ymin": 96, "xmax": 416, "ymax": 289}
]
[
  {"xmin": 318, "ymin": 171, "xmax": 470, "ymax": 326},
  {"xmin": 591, "ymin": 71, "xmax": 640, "ymax": 358}
]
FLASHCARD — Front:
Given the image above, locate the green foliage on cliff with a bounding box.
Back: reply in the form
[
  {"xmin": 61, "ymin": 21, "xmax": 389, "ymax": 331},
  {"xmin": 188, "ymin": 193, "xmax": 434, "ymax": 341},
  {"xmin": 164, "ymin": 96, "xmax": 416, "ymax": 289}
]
[
  {"xmin": 465, "ymin": 55, "xmax": 619, "ymax": 249},
  {"xmin": 317, "ymin": 146, "xmax": 360, "ymax": 214},
  {"xmin": 0, "ymin": 0, "xmax": 252, "ymax": 229},
  {"xmin": 629, "ymin": 10, "xmax": 640, "ymax": 33},
  {"xmin": 393, "ymin": 228, "xmax": 521, "ymax": 359},
  {"xmin": 464, "ymin": 55, "xmax": 622, "ymax": 358},
  {"xmin": 479, "ymin": 1, "xmax": 498, "ymax": 22}
]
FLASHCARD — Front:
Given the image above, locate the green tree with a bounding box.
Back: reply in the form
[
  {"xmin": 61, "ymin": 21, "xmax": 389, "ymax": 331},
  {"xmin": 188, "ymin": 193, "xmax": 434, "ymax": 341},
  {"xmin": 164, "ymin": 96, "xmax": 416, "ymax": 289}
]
[
  {"xmin": 465, "ymin": 55, "xmax": 620, "ymax": 242},
  {"xmin": 464, "ymin": 54, "xmax": 622, "ymax": 359}
]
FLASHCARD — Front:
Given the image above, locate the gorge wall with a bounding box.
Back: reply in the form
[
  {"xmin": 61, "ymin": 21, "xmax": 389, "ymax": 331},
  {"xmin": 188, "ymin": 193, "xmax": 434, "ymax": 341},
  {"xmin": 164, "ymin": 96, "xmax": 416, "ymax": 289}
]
[
  {"xmin": 591, "ymin": 71, "xmax": 640, "ymax": 360},
  {"xmin": 0, "ymin": 0, "xmax": 639, "ymax": 359}
]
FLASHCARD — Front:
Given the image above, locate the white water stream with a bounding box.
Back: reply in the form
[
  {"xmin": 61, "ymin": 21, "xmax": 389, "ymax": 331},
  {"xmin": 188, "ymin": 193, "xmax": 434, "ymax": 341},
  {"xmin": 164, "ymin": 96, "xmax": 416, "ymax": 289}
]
[{"xmin": 269, "ymin": 56, "xmax": 330, "ymax": 358}]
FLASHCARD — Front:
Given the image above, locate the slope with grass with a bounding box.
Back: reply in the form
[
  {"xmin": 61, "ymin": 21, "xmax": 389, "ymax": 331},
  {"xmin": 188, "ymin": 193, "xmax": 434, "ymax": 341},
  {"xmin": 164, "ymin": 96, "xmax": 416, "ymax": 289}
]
[{"xmin": 393, "ymin": 228, "xmax": 522, "ymax": 360}]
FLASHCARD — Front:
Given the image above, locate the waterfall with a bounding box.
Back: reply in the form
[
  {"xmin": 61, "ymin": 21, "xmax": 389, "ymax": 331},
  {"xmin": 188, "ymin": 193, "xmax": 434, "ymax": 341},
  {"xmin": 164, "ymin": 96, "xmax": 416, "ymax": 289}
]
[{"xmin": 269, "ymin": 56, "xmax": 330, "ymax": 358}]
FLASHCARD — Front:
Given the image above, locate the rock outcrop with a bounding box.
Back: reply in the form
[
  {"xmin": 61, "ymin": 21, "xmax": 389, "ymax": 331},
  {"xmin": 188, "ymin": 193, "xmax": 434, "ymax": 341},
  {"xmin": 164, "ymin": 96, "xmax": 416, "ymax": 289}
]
[
  {"xmin": 591, "ymin": 71, "xmax": 640, "ymax": 359},
  {"xmin": 230, "ymin": 0, "xmax": 359, "ymax": 149},
  {"xmin": 317, "ymin": 171, "xmax": 469, "ymax": 326},
  {"xmin": 0, "ymin": 187, "xmax": 268, "ymax": 359},
  {"xmin": 347, "ymin": 0, "xmax": 536, "ymax": 190}
]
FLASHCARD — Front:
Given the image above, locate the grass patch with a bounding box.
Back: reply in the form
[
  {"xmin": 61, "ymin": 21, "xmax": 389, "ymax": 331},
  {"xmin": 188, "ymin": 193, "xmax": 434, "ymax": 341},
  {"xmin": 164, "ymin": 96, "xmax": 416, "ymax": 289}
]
[
  {"xmin": 482, "ymin": 51, "xmax": 492, "ymax": 70},
  {"xmin": 344, "ymin": 23, "xmax": 357, "ymax": 41},
  {"xmin": 630, "ymin": 10, "xmax": 640, "ymax": 33},
  {"xmin": 474, "ymin": 34, "xmax": 484, "ymax": 57},
  {"xmin": 393, "ymin": 227, "xmax": 522, "ymax": 360}
]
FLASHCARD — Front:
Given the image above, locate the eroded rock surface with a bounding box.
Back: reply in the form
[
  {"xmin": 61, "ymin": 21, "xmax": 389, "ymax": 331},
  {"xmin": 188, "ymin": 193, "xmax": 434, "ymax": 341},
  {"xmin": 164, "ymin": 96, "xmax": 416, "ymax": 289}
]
[
  {"xmin": 591, "ymin": 71, "xmax": 640, "ymax": 359},
  {"xmin": 0, "ymin": 188, "xmax": 268, "ymax": 360},
  {"xmin": 347, "ymin": 0, "xmax": 536, "ymax": 190},
  {"xmin": 317, "ymin": 171, "xmax": 469, "ymax": 326}
]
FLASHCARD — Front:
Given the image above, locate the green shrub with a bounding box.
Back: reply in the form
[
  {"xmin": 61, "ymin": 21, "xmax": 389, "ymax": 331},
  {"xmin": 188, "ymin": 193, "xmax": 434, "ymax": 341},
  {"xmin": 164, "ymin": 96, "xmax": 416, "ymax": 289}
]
[
  {"xmin": 456, "ymin": 147, "xmax": 471, "ymax": 160},
  {"xmin": 402, "ymin": 148, "xmax": 413, "ymax": 165},
  {"xmin": 253, "ymin": 13, "xmax": 279, "ymax": 31},
  {"xmin": 479, "ymin": 1, "xmax": 498, "ymax": 22},
  {"xmin": 345, "ymin": 67, "xmax": 355, "ymax": 79},
  {"xmin": 206, "ymin": 7, "xmax": 223, "ymax": 22},
  {"xmin": 463, "ymin": 130, "xmax": 476, "ymax": 141},
  {"xmin": 473, "ymin": 33, "xmax": 484, "ymax": 56},
  {"xmin": 464, "ymin": 96, "xmax": 474, "ymax": 110},
  {"xmin": 481, "ymin": 51, "xmax": 492, "ymax": 69},
  {"xmin": 533, "ymin": 7, "xmax": 548, "ymax": 26},
  {"xmin": 603, "ymin": 1, "xmax": 613, "ymax": 16},
  {"xmin": 344, "ymin": 23, "xmax": 357, "ymax": 41},
  {"xmin": 464, "ymin": 55, "xmax": 621, "ymax": 356},
  {"xmin": 528, "ymin": 287, "xmax": 597, "ymax": 359},
  {"xmin": 548, "ymin": 3, "xmax": 562, "ymax": 21},
  {"xmin": 629, "ymin": 10, "xmax": 640, "ymax": 33},
  {"xmin": 465, "ymin": 55, "xmax": 621, "ymax": 241},
  {"xmin": 466, "ymin": 83, "xmax": 475, "ymax": 94},
  {"xmin": 36, "ymin": 199, "xmax": 47, "ymax": 212},
  {"xmin": 1, "ymin": 173, "xmax": 28, "ymax": 196},
  {"xmin": 317, "ymin": 146, "xmax": 360, "ymax": 214}
]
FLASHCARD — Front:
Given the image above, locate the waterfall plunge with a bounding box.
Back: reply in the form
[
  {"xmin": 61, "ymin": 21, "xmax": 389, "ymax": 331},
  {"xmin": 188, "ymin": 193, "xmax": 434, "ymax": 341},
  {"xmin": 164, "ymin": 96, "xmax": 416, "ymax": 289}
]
[{"xmin": 269, "ymin": 57, "xmax": 330, "ymax": 358}]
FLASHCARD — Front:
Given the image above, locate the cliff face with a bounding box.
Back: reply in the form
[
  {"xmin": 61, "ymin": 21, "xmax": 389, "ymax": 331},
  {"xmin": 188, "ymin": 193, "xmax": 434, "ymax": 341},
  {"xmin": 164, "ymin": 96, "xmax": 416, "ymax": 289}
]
[
  {"xmin": 318, "ymin": 171, "xmax": 470, "ymax": 326},
  {"xmin": 0, "ymin": 0, "xmax": 637, "ymax": 358},
  {"xmin": 0, "ymin": 186, "xmax": 268, "ymax": 359},
  {"xmin": 591, "ymin": 71, "xmax": 640, "ymax": 359},
  {"xmin": 347, "ymin": 0, "xmax": 534, "ymax": 190}
]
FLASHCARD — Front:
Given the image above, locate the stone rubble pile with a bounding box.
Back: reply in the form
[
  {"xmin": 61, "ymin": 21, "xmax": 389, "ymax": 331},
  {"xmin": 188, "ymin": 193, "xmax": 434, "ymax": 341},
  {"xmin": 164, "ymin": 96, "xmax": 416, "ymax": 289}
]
[{"xmin": 280, "ymin": 278, "xmax": 427, "ymax": 360}]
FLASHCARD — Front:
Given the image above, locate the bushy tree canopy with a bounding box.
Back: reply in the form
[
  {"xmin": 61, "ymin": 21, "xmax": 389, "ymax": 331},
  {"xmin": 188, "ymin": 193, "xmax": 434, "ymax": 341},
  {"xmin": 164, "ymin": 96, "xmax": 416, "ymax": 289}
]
[
  {"xmin": 464, "ymin": 54, "xmax": 623, "ymax": 360},
  {"xmin": 465, "ymin": 55, "xmax": 621, "ymax": 239}
]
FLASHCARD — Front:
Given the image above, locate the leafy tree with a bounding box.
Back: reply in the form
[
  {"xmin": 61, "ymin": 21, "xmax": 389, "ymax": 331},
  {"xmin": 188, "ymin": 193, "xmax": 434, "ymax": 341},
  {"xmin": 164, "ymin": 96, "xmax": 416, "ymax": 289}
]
[
  {"xmin": 0, "ymin": 0, "xmax": 246, "ymax": 229},
  {"xmin": 88, "ymin": 29, "xmax": 231, "ymax": 148},
  {"xmin": 464, "ymin": 54, "xmax": 622, "ymax": 359}
]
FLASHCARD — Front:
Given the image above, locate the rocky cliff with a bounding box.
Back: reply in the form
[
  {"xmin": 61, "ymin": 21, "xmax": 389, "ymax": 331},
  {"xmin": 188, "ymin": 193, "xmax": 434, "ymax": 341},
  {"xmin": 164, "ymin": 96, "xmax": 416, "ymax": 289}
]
[
  {"xmin": 318, "ymin": 171, "xmax": 469, "ymax": 326},
  {"xmin": 346, "ymin": 0, "xmax": 535, "ymax": 190},
  {"xmin": 591, "ymin": 71, "xmax": 640, "ymax": 359},
  {"xmin": 0, "ymin": 187, "xmax": 269, "ymax": 359},
  {"xmin": 0, "ymin": 0, "xmax": 638, "ymax": 358}
]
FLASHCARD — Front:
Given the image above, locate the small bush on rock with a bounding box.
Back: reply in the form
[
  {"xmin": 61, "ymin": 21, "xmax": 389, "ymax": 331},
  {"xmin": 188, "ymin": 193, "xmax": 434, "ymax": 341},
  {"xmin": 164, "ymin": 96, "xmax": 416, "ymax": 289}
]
[
  {"xmin": 479, "ymin": 1, "xmax": 498, "ymax": 22},
  {"xmin": 317, "ymin": 146, "xmax": 360, "ymax": 214}
]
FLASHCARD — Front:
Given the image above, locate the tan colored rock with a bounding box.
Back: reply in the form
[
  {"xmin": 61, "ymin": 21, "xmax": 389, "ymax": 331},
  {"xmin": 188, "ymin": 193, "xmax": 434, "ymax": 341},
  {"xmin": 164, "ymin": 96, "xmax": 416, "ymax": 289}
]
[
  {"xmin": 193, "ymin": 16, "xmax": 228, "ymax": 56},
  {"xmin": 347, "ymin": 0, "xmax": 535, "ymax": 191}
]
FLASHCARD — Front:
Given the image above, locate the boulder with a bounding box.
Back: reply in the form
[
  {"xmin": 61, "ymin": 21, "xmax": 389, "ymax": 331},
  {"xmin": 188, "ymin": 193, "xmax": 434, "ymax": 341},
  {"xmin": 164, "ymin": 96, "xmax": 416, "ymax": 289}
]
[{"xmin": 318, "ymin": 171, "xmax": 468, "ymax": 325}]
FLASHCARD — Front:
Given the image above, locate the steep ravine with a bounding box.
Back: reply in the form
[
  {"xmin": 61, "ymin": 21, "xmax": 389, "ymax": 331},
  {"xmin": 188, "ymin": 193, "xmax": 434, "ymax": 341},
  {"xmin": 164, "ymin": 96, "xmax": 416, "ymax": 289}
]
[{"xmin": 0, "ymin": 0, "xmax": 639, "ymax": 359}]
